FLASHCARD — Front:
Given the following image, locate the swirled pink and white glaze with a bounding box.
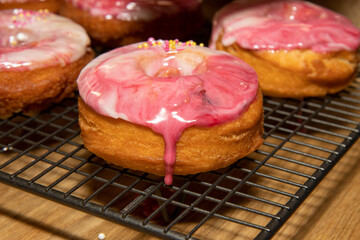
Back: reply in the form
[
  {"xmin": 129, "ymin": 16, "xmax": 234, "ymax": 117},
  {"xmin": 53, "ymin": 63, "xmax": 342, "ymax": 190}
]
[
  {"xmin": 0, "ymin": 9, "xmax": 90, "ymax": 71},
  {"xmin": 210, "ymin": 0, "xmax": 360, "ymax": 53},
  {"xmin": 67, "ymin": 0, "xmax": 202, "ymax": 21},
  {"xmin": 77, "ymin": 40, "xmax": 259, "ymax": 185}
]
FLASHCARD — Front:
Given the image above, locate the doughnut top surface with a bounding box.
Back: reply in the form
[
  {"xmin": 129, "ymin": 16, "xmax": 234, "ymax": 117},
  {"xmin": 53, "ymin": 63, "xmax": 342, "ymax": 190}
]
[
  {"xmin": 210, "ymin": 0, "xmax": 360, "ymax": 52},
  {"xmin": 67, "ymin": 0, "xmax": 202, "ymax": 21},
  {"xmin": 77, "ymin": 39, "xmax": 259, "ymax": 184},
  {"xmin": 0, "ymin": 9, "xmax": 90, "ymax": 71}
]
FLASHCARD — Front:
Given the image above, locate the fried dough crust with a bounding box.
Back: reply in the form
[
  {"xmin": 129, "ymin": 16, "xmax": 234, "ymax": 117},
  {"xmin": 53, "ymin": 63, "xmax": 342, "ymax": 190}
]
[
  {"xmin": 0, "ymin": 0, "xmax": 61, "ymax": 12},
  {"xmin": 0, "ymin": 50, "xmax": 94, "ymax": 117},
  {"xmin": 215, "ymin": 38, "xmax": 358, "ymax": 98},
  {"xmin": 78, "ymin": 89, "xmax": 264, "ymax": 176}
]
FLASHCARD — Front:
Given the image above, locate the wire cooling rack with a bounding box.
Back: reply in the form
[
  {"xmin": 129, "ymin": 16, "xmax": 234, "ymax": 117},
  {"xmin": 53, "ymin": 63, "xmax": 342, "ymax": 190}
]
[{"xmin": 0, "ymin": 75, "xmax": 360, "ymax": 239}]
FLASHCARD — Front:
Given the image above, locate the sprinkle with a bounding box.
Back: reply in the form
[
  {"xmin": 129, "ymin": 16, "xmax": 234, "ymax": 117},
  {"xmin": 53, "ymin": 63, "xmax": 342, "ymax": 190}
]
[
  {"xmin": 140, "ymin": 37, "xmax": 204, "ymax": 53},
  {"xmin": 98, "ymin": 233, "xmax": 105, "ymax": 240},
  {"xmin": 10, "ymin": 39, "xmax": 17, "ymax": 46},
  {"xmin": 11, "ymin": 9, "xmax": 50, "ymax": 27}
]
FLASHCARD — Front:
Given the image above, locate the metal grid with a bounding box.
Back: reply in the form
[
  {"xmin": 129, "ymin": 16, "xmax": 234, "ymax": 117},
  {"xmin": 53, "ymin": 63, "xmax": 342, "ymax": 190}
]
[{"xmin": 0, "ymin": 75, "xmax": 360, "ymax": 239}]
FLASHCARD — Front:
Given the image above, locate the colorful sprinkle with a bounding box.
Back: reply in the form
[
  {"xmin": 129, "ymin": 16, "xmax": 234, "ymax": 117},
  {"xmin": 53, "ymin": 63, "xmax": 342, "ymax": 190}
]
[
  {"xmin": 11, "ymin": 9, "xmax": 50, "ymax": 27},
  {"xmin": 138, "ymin": 38, "xmax": 204, "ymax": 52}
]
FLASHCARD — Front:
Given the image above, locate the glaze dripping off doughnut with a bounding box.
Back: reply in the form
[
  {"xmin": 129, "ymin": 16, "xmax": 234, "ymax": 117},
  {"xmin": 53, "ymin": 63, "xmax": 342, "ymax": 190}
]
[
  {"xmin": 210, "ymin": 0, "xmax": 360, "ymax": 98},
  {"xmin": 0, "ymin": 9, "xmax": 94, "ymax": 116},
  {"xmin": 77, "ymin": 39, "xmax": 264, "ymax": 185}
]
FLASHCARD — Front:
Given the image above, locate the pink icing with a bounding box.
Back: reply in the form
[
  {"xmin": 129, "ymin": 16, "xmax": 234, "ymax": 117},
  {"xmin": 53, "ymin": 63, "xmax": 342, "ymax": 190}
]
[
  {"xmin": 210, "ymin": 0, "xmax": 360, "ymax": 53},
  {"xmin": 77, "ymin": 41, "xmax": 258, "ymax": 185},
  {"xmin": 0, "ymin": 9, "xmax": 90, "ymax": 71},
  {"xmin": 67, "ymin": 0, "xmax": 202, "ymax": 21}
]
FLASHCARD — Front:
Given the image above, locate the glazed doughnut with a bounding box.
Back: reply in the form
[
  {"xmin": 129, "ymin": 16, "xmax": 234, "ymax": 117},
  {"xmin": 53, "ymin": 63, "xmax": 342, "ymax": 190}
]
[
  {"xmin": 210, "ymin": 0, "xmax": 360, "ymax": 98},
  {"xmin": 0, "ymin": 0, "xmax": 61, "ymax": 12},
  {"xmin": 60, "ymin": 0, "xmax": 203, "ymax": 46},
  {"xmin": 0, "ymin": 9, "xmax": 94, "ymax": 116},
  {"xmin": 77, "ymin": 39, "xmax": 264, "ymax": 185}
]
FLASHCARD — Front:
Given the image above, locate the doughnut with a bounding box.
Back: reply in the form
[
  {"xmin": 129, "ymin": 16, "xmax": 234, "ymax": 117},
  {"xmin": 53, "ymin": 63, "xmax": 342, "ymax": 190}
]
[
  {"xmin": 210, "ymin": 0, "xmax": 360, "ymax": 98},
  {"xmin": 77, "ymin": 38, "xmax": 264, "ymax": 185},
  {"xmin": 0, "ymin": 0, "xmax": 61, "ymax": 12},
  {"xmin": 60, "ymin": 0, "xmax": 203, "ymax": 46},
  {"xmin": 0, "ymin": 9, "xmax": 94, "ymax": 117}
]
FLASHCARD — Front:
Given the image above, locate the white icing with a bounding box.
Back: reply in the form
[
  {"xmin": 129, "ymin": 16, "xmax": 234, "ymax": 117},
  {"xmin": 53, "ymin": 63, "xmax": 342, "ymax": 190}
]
[{"xmin": 0, "ymin": 9, "xmax": 90, "ymax": 71}]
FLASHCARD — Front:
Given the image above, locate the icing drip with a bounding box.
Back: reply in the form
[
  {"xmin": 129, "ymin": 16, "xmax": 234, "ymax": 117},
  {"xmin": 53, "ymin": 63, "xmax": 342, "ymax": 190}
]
[
  {"xmin": 210, "ymin": 0, "xmax": 360, "ymax": 53},
  {"xmin": 67, "ymin": 0, "xmax": 202, "ymax": 21},
  {"xmin": 0, "ymin": 9, "xmax": 90, "ymax": 71},
  {"xmin": 77, "ymin": 40, "xmax": 258, "ymax": 185}
]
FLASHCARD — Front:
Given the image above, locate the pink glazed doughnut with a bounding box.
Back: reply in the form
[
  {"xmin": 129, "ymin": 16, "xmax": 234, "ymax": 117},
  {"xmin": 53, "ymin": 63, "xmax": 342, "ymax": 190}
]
[
  {"xmin": 77, "ymin": 39, "xmax": 264, "ymax": 185},
  {"xmin": 0, "ymin": 9, "xmax": 94, "ymax": 116},
  {"xmin": 210, "ymin": 0, "xmax": 360, "ymax": 98},
  {"xmin": 60, "ymin": 0, "xmax": 203, "ymax": 46}
]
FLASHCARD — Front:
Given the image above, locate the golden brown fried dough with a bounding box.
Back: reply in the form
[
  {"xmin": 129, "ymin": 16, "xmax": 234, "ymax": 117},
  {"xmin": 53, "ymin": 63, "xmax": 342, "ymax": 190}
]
[
  {"xmin": 0, "ymin": 0, "xmax": 61, "ymax": 12},
  {"xmin": 0, "ymin": 50, "xmax": 94, "ymax": 117},
  {"xmin": 215, "ymin": 37, "xmax": 358, "ymax": 98},
  {"xmin": 78, "ymin": 89, "xmax": 264, "ymax": 176}
]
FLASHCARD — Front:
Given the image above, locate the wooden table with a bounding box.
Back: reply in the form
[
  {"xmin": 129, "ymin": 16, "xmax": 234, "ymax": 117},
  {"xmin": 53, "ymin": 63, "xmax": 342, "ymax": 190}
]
[{"xmin": 0, "ymin": 137, "xmax": 359, "ymax": 240}]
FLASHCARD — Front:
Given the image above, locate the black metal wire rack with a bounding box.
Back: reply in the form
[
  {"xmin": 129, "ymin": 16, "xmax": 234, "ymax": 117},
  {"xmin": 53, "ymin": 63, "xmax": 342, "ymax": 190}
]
[{"xmin": 0, "ymin": 74, "xmax": 359, "ymax": 239}]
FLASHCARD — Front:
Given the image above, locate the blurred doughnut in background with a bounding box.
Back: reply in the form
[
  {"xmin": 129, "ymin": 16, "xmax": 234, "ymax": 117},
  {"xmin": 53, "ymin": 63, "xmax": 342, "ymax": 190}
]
[{"xmin": 0, "ymin": 0, "xmax": 61, "ymax": 12}]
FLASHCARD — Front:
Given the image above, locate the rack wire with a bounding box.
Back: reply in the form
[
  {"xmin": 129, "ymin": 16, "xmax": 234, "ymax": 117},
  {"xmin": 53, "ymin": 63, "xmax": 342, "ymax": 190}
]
[{"xmin": 0, "ymin": 74, "xmax": 359, "ymax": 239}]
